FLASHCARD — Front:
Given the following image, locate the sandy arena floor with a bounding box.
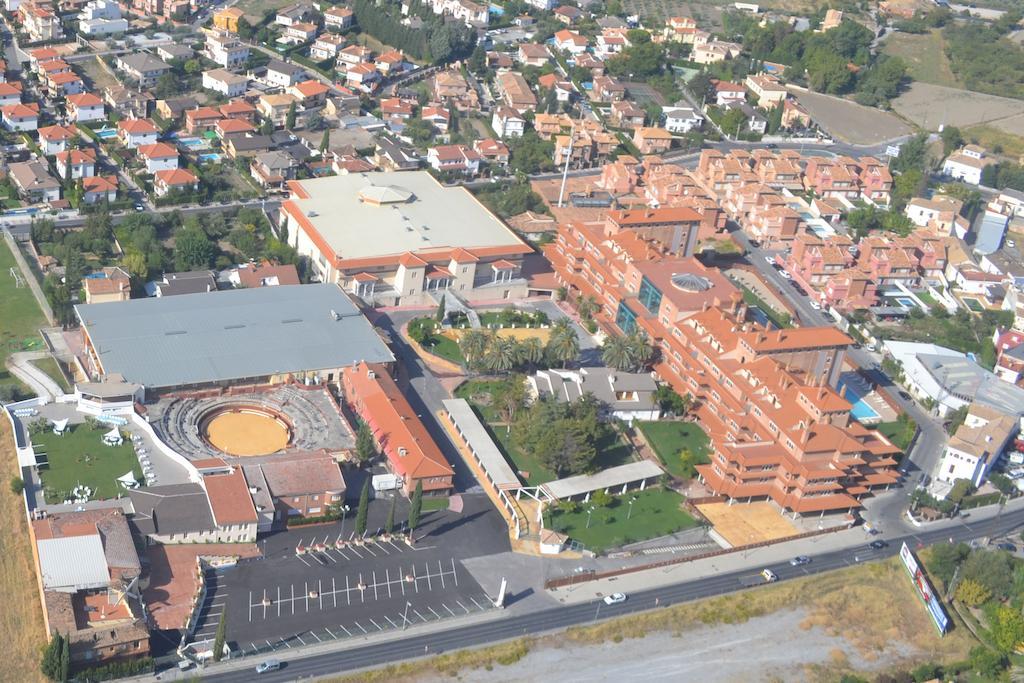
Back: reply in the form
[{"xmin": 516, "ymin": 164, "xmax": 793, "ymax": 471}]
[
  {"xmin": 204, "ymin": 411, "xmax": 290, "ymax": 456},
  {"xmin": 696, "ymin": 501, "xmax": 801, "ymax": 547}
]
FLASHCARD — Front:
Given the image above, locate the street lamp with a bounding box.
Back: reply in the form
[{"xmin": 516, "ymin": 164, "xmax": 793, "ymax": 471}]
[
  {"xmin": 626, "ymin": 497, "xmax": 637, "ymax": 520},
  {"xmin": 402, "ymin": 601, "xmax": 412, "ymax": 630},
  {"xmin": 339, "ymin": 504, "xmax": 351, "ymax": 540},
  {"xmin": 585, "ymin": 506, "xmax": 596, "ymax": 529}
]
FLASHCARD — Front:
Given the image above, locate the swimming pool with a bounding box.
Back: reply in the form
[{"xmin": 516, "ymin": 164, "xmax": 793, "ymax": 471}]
[
  {"xmin": 95, "ymin": 128, "xmax": 117, "ymax": 139},
  {"xmin": 839, "ymin": 380, "xmax": 881, "ymax": 422},
  {"xmin": 198, "ymin": 153, "xmax": 221, "ymax": 163},
  {"xmin": 177, "ymin": 137, "xmax": 205, "ymax": 149},
  {"xmin": 895, "ymin": 296, "xmax": 916, "ymax": 308}
]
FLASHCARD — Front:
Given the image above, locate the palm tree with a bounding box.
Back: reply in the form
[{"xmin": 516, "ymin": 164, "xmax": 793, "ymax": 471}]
[
  {"xmin": 601, "ymin": 333, "xmax": 636, "ymax": 371},
  {"xmin": 458, "ymin": 330, "xmax": 490, "ymax": 372},
  {"xmin": 546, "ymin": 322, "xmax": 580, "ymax": 368},
  {"xmin": 576, "ymin": 294, "xmax": 598, "ymax": 320},
  {"xmin": 517, "ymin": 337, "xmax": 544, "ymax": 369},
  {"xmin": 483, "ymin": 335, "xmax": 519, "ymax": 373},
  {"xmin": 626, "ymin": 331, "xmax": 654, "ymax": 370}
]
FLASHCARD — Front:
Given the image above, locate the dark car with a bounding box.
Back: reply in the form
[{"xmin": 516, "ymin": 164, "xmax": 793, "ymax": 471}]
[
  {"xmin": 996, "ymin": 542, "xmax": 1017, "ymax": 553},
  {"xmin": 898, "ymin": 391, "xmax": 912, "ymax": 401},
  {"xmin": 869, "ymin": 540, "xmax": 888, "ymax": 550}
]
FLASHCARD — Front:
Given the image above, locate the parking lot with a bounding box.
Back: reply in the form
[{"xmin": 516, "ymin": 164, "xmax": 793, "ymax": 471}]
[{"xmin": 212, "ymin": 492, "xmax": 509, "ymax": 654}]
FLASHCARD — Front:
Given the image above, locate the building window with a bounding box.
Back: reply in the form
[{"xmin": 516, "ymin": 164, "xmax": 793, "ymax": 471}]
[
  {"xmin": 638, "ymin": 275, "xmax": 663, "ymax": 314},
  {"xmin": 615, "ymin": 301, "xmax": 638, "ymax": 334}
]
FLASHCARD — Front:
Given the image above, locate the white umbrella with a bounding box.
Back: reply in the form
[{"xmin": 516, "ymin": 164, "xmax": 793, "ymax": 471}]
[{"xmin": 51, "ymin": 418, "xmax": 69, "ymax": 434}]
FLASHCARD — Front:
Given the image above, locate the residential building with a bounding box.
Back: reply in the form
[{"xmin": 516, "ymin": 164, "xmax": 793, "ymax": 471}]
[
  {"xmin": 184, "ymin": 106, "xmax": 221, "ymax": 134},
  {"xmin": 83, "ymin": 265, "xmax": 130, "ymax": 302},
  {"xmin": 156, "ymin": 44, "xmax": 193, "ymax": 63},
  {"xmin": 275, "ymin": 1, "xmax": 316, "ymax": 26},
  {"xmin": 257, "ymin": 93, "xmax": 298, "ymax": 126},
  {"xmin": 229, "ymin": 261, "xmax": 301, "ymax": 288},
  {"xmin": 937, "ymin": 404, "xmax": 1018, "ymax": 487},
  {"xmin": 745, "ymin": 74, "xmax": 787, "ymax": 108},
  {"xmin": 65, "ymin": 92, "xmax": 105, "ymax": 122},
  {"xmin": 713, "ymin": 79, "xmax": 747, "ymax": 106},
  {"xmin": 554, "ymin": 5, "xmax": 582, "ymax": 24},
  {"xmin": 495, "ymin": 71, "xmax": 537, "ymax": 113},
  {"xmin": 611, "ymin": 99, "xmax": 646, "ymax": 129},
  {"xmin": 342, "ymin": 362, "xmax": 454, "ymax": 496},
  {"xmin": 429, "ymin": 0, "xmax": 488, "ymax": 27},
  {"xmin": 280, "ymin": 171, "xmax": 532, "ymax": 305},
  {"xmin": 323, "ymin": 5, "xmax": 353, "ymax": 29},
  {"xmin": 202, "ymin": 68, "xmax": 249, "ymax": 97},
  {"xmin": 155, "ymin": 95, "xmax": 199, "ymax": 121},
  {"xmin": 116, "ymin": 53, "xmax": 172, "ymax": 88},
  {"xmin": 528, "ymin": 367, "xmax": 660, "ymax": 422},
  {"xmin": 243, "ymin": 453, "xmax": 346, "ymax": 524},
  {"xmin": 553, "ymin": 29, "xmax": 588, "ymax": 55},
  {"xmin": 205, "ymin": 31, "xmax": 250, "ymax": 68},
  {"xmin": 116, "ymin": 118, "xmax": 159, "ymax": 148},
  {"xmin": 78, "ymin": 0, "xmax": 127, "ymax": 35},
  {"xmin": 420, "ymin": 106, "xmax": 450, "ymax": 133},
  {"xmin": 1, "ymin": 102, "xmax": 38, "ymax": 131},
  {"xmin": 21, "ymin": 0, "xmax": 63, "ymax": 41},
  {"xmin": 0, "ymin": 81, "xmax": 22, "ymax": 107},
  {"xmin": 264, "ymin": 59, "xmax": 306, "ymax": 88},
  {"xmin": 633, "ymin": 127, "xmax": 673, "ymax": 155},
  {"xmin": 214, "ymin": 118, "xmax": 256, "ymax": 140},
  {"xmin": 55, "ymin": 148, "xmax": 96, "ymax": 179},
  {"xmin": 592, "ymin": 75, "xmax": 626, "ymax": 102},
  {"xmin": 104, "ymin": 85, "xmax": 152, "ymax": 119},
  {"xmin": 137, "ymin": 142, "xmax": 179, "ymax": 173},
  {"xmin": 781, "ymin": 98, "xmax": 812, "ymax": 129},
  {"xmin": 310, "ymin": 33, "xmax": 345, "ymax": 61},
  {"xmin": 491, "ymin": 106, "xmax": 525, "ymax": 138},
  {"xmin": 693, "ymin": 40, "xmax": 741, "ymax": 64},
  {"xmin": 250, "ymin": 149, "xmax": 298, "ymax": 189},
  {"xmin": 81, "ymin": 174, "xmax": 118, "ymax": 204},
  {"xmin": 37, "ymin": 124, "xmax": 77, "ymax": 155},
  {"xmin": 9, "ymin": 160, "xmax": 60, "ymax": 202},
  {"xmin": 473, "ymin": 137, "xmax": 509, "ymax": 166},
  {"xmin": 662, "ymin": 103, "xmax": 702, "ymax": 133},
  {"xmin": 373, "ymin": 137, "xmax": 419, "ymax": 171},
  {"xmin": 344, "ymin": 63, "xmax": 380, "ymax": 92},
  {"xmin": 219, "ymin": 98, "xmax": 256, "ymax": 122},
  {"xmin": 337, "ymin": 44, "xmax": 372, "ymax": 67},
  {"xmin": 153, "ymin": 168, "xmax": 199, "ymax": 197},
  {"xmin": 426, "ymin": 144, "xmax": 481, "ymax": 176},
  {"xmin": 517, "ymin": 43, "xmax": 551, "ymax": 67},
  {"xmin": 283, "ymin": 21, "xmax": 318, "ymax": 44},
  {"xmin": 212, "ymin": 6, "xmax": 244, "ymax": 32},
  {"xmin": 942, "ymin": 145, "xmax": 990, "ymax": 186}
]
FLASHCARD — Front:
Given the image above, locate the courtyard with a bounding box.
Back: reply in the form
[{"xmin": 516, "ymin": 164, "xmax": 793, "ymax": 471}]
[{"xmin": 34, "ymin": 423, "xmax": 142, "ymax": 502}]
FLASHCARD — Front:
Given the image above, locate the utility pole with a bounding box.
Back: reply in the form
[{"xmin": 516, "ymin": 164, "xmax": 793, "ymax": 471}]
[{"xmin": 556, "ymin": 121, "xmax": 576, "ymax": 208}]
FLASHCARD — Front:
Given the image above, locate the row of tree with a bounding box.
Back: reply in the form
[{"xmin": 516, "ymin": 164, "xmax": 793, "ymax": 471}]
[
  {"xmin": 350, "ymin": 0, "xmax": 476, "ymax": 64},
  {"xmin": 457, "ymin": 318, "xmax": 581, "ymax": 373}
]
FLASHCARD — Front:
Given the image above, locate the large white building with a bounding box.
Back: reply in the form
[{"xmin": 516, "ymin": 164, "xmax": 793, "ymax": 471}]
[
  {"xmin": 942, "ymin": 145, "xmax": 990, "ymax": 186},
  {"xmin": 279, "ymin": 171, "xmax": 534, "ymax": 306},
  {"xmin": 936, "ymin": 404, "xmax": 1019, "ymax": 487}
]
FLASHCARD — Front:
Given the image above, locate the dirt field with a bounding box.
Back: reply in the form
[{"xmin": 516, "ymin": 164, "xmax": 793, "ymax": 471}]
[
  {"xmin": 791, "ymin": 89, "xmax": 913, "ymax": 145},
  {"xmin": 0, "ymin": 421, "xmax": 47, "ymax": 683},
  {"xmin": 623, "ymin": 0, "xmax": 833, "ymax": 24},
  {"xmin": 965, "ymin": 124, "xmax": 1024, "ymax": 160},
  {"xmin": 79, "ymin": 55, "xmax": 122, "ymax": 93},
  {"xmin": 697, "ymin": 501, "xmax": 801, "ymax": 546},
  {"xmin": 204, "ymin": 411, "xmax": 290, "ymax": 456},
  {"xmin": 234, "ymin": 0, "xmax": 293, "ymax": 22},
  {"xmin": 892, "ymin": 82, "xmax": 1024, "ymax": 131},
  {"xmin": 881, "ymin": 30, "xmax": 959, "ymax": 89}
]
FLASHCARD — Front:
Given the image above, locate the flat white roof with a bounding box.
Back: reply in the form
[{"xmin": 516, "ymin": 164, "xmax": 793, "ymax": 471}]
[
  {"xmin": 37, "ymin": 535, "xmax": 109, "ymax": 592},
  {"xmin": 541, "ymin": 460, "xmax": 664, "ymax": 500},
  {"xmin": 287, "ymin": 171, "xmax": 527, "ymax": 262},
  {"xmin": 442, "ymin": 399, "xmax": 520, "ymax": 489}
]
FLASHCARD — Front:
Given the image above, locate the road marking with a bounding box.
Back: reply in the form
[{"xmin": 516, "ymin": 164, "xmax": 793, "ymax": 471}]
[
  {"xmin": 319, "ymin": 579, "xmax": 323, "ymax": 610},
  {"xmin": 265, "ymin": 640, "xmax": 274, "ymax": 651},
  {"xmin": 277, "ymin": 586, "xmax": 281, "ymax": 618},
  {"xmin": 386, "ymin": 568, "xmax": 393, "ymax": 599},
  {"xmin": 413, "ymin": 608, "xmax": 428, "ymax": 622},
  {"xmin": 442, "ymin": 603, "xmax": 456, "ymax": 617},
  {"xmin": 469, "ymin": 596, "xmax": 485, "ymax": 611},
  {"xmin": 373, "ymin": 541, "xmax": 390, "ymax": 555},
  {"xmin": 311, "ymin": 631, "xmax": 322, "ymax": 642},
  {"xmin": 335, "ymin": 547, "xmax": 350, "ymax": 561},
  {"xmin": 413, "ymin": 566, "xmax": 419, "ymax": 594},
  {"xmin": 346, "ymin": 575, "xmax": 351, "ymax": 606},
  {"xmin": 384, "ymin": 614, "xmax": 398, "ymax": 628},
  {"xmin": 291, "ymin": 584, "xmax": 295, "ymax": 615},
  {"xmin": 438, "ymin": 560, "xmax": 445, "ymax": 589},
  {"xmin": 428, "ymin": 605, "xmax": 441, "ymax": 619},
  {"xmin": 373, "ymin": 570, "xmax": 378, "ymax": 601},
  {"xmin": 354, "ymin": 621, "xmax": 367, "ymax": 634},
  {"xmin": 451, "ymin": 558, "xmax": 459, "ymax": 586},
  {"xmin": 248, "ymin": 590, "xmax": 252, "ymax": 623},
  {"xmin": 369, "ymin": 618, "xmax": 383, "ymax": 631},
  {"xmin": 338, "ymin": 624, "xmax": 352, "ymax": 637},
  {"xmin": 305, "ymin": 581, "xmax": 309, "ymax": 612},
  {"xmin": 332, "ymin": 577, "xmax": 337, "ymax": 609},
  {"xmin": 296, "ymin": 554, "xmax": 311, "ymax": 567},
  {"xmin": 348, "ymin": 545, "xmax": 363, "ymax": 559},
  {"xmin": 325, "ymin": 628, "xmax": 336, "ymax": 639},
  {"xmin": 280, "ymin": 638, "xmax": 291, "ymax": 649},
  {"xmin": 361, "ymin": 543, "xmax": 378, "ymax": 557},
  {"xmin": 296, "ymin": 634, "xmax": 305, "ymax": 645},
  {"xmin": 455, "ymin": 599, "xmax": 470, "ymax": 614}
]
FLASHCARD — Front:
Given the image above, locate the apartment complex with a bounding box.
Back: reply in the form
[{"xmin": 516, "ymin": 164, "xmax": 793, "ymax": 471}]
[{"xmin": 546, "ymin": 215, "xmax": 901, "ymax": 515}]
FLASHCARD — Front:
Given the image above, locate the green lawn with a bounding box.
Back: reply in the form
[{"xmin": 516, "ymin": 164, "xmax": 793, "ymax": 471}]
[
  {"xmin": 739, "ymin": 285, "xmax": 792, "ymax": 329},
  {"xmin": 0, "ymin": 239, "xmax": 47, "ymax": 399},
  {"xmin": 492, "ymin": 425, "xmax": 556, "ymax": 485},
  {"xmin": 425, "ymin": 335, "xmax": 465, "ymax": 367},
  {"xmin": 35, "ymin": 423, "xmax": 142, "ymax": 502},
  {"xmin": 637, "ymin": 421, "xmax": 710, "ymax": 479},
  {"xmin": 422, "ymin": 497, "xmax": 450, "ymax": 512},
  {"xmin": 546, "ymin": 488, "xmax": 698, "ymax": 553},
  {"xmin": 876, "ymin": 417, "xmax": 917, "ymax": 452},
  {"xmin": 29, "ymin": 357, "xmax": 70, "ymax": 393},
  {"xmin": 915, "ymin": 291, "xmax": 936, "ymax": 307},
  {"xmin": 454, "ymin": 378, "xmax": 514, "ymax": 423}
]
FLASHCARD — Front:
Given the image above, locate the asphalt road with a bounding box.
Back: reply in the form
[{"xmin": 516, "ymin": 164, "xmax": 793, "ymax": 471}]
[{"xmin": 200, "ymin": 507, "xmax": 1024, "ymax": 682}]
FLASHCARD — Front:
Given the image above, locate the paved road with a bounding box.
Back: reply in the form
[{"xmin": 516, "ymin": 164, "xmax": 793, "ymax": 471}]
[{"xmin": 194, "ymin": 505, "xmax": 1024, "ymax": 682}]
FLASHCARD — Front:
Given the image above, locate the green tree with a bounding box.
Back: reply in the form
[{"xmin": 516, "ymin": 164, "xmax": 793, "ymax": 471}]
[
  {"xmin": 355, "ymin": 423, "xmax": 376, "ymax": 464},
  {"xmin": 495, "ymin": 375, "xmax": 527, "ymax": 432},
  {"xmin": 946, "ymin": 405, "xmax": 968, "ymax": 435},
  {"xmin": 319, "ymin": 129, "xmax": 330, "ymax": 154},
  {"xmin": 590, "ymin": 489, "xmax": 612, "ymax": 507},
  {"xmin": 355, "ymin": 478, "xmax": 370, "ymax": 537},
  {"xmin": 941, "ymin": 126, "xmax": 963, "ymax": 156},
  {"xmin": 173, "ymin": 223, "xmax": 215, "ymax": 270},
  {"xmin": 545, "ymin": 319, "xmax": 580, "ymax": 368},
  {"xmin": 285, "ymin": 102, "xmax": 297, "ymax": 130},
  {"xmin": 947, "ymin": 478, "xmax": 974, "ymax": 504},
  {"xmin": 482, "ymin": 335, "xmax": 520, "ymax": 374},
  {"xmin": 955, "ymin": 577, "xmax": 991, "ymax": 607},
  {"xmin": 408, "ymin": 480, "xmax": 423, "ymax": 535},
  {"xmin": 435, "ymin": 295, "xmax": 446, "ymax": 323},
  {"xmin": 41, "ymin": 633, "xmax": 64, "ymax": 682},
  {"xmin": 10, "ymin": 476, "xmax": 24, "ymax": 494},
  {"xmin": 183, "ymin": 59, "xmax": 202, "ymax": 74},
  {"xmin": 991, "ymin": 605, "xmax": 1024, "ymax": 653},
  {"xmin": 655, "ymin": 385, "xmax": 690, "ymax": 416},
  {"xmin": 926, "ymin": 542, "xmax": 970, "ymax": 586},
  {"xmin": 458, "ymin": 330, "xmax": 491, "ymax": 372},
  {"xmin": 384, "ymin": 496, "xmax": 396, "ymax": 535},
  {"xmin": 962, "ymin": 549, "xmax": 1016, "ymax": 599},
  {"xmin": 517, "ymin": 337, "xmax": 545, "ymax": 370},
  {"xmin": 212, "ymin": 613, "xmax": 227, "ymax": 662},
  {"xmin": 601, "ymin": 333, "xmax": 637, "ymax": 372}
]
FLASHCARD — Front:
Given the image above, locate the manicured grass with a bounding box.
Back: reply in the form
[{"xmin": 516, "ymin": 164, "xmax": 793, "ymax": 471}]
[
  {"xmin": 739, "ymin": 285, "xmax": 791, "ymax": 329},
  {"xmin": 876, "ymin": 417, "xmax": 917, "ymax": 452},
  {"xmin": 425, "ymin": 334, "xmax": 465, "ymax": 367},
  {"xmin": 454, "ymin": 378, "xmax": 513, "ymax": 423},
  {"xmin": 0, "ymin": 239, "xmax": 47, "ymax": 398},
  {"xmin": 35, "ymin": 424, "xmax": 143, "ymax": 502},
  {"xmin": 422, "ymin": 497, "xmax": 450, "ymax": 512},
  {"xmin": 915, "ymin": 291, "xmax": 936, "ymax": 307},
  {"xmin": 29, "ymin": 357, "xmax": 70, "ymax": 393},
  {"xmin": 546, "ymin": 488, "xmax": 697, "ymax": 553},
  {"xmin": 636, "ymin": 421, "xmax": 710, "ymax": 479}
]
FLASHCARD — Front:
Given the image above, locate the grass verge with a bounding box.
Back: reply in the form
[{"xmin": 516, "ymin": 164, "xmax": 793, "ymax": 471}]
[
  {"xmin": 0, "ymin": 419, "xmax": 47, "ymax": 683},
  {"xmin": 0, "ymin": 238, "xmax": 47, "ymax": 397},
  {"xmin": 964, "ymin": 125, "xmax": 1024, "ymax": 159},
  {"xmin": 29, "ymin": 357, "xmax": 70, "ymax": 393}
]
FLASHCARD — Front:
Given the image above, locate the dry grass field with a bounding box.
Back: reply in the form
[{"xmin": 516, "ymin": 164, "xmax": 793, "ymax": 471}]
[
  {"xmin": 0, "ymin": 420, "xmax": 47, "ymax": 683},
  {"xmin": 792, "ymin": 89, "xmax": 913, "ymax": 144},
  {"xmin": 892, "ymin": 82, "xmax": 1024, "ymax": 131},
  {"xmin": 881, "ymin": 30, "xmax": 960, "ymax": 89}
]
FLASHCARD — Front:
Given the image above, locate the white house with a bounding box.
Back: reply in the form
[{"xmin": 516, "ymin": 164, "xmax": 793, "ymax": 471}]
[
  {"xmin": 525, "ymin": 0, "xmax": 555, "ymax": 9},
  {"xmin": 0, "ymin": 82, "xmax": 22, "ymax": 107},
  {"xmin": 942, "ymin": 145, "xmax": 990, "ymax": 186},
  {"xmin": 78, "ymin": 0, "xmax": 128, "ymax": 35},
  {"xmin": 426, "ymin": 144, "xmax": 481, "ymax": 176},
  {"xmin": 66, "ymin": 92, "xmax": 105, "ymax": 122},
  {"xmin": 137, "ymin": 142, "xmax": 179, "ymax": 173},
  {"xmin": 936, "ymin": 403, "xmax": 1018, "ymax": 488},
  {"xmin": 527, "ymin": 367, "xmax": 661, "ymax": 422},
  {"xmin": 205, "ymin": 31, "xmax": 250, "ymax": 68},
  {"xmin": 264, "ymin": 59, "xmax": 306, "ymax": 88},
  {"xmin": 491, "ymin": 106, "xmax": 525, "ymax": 138},
  {"xmin": 662, "ymin": 104, "xmax": 702, "ymax": 133},
  {"xmin": 116, "ymin": 118, "xmax": 159, "ymax": 148},
  {"xmin": 1, "ymin": 103, "xmax": 38, "ymax": 132},
  {"xmin": 37, "ymin": 124, "xmax": 77, "ymax": 155},
  {"xmin": 202, "ymin": 68, "xmax": 249, "ymax": 98},
  {"xmin": 553, "ymin": 30, "xmax": 588, "ymax": 55},
  {"xmin": 55, "ymin": 148, "xmax": 96, "ymax": 179}
]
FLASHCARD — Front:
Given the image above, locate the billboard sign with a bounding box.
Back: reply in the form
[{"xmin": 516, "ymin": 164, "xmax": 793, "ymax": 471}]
[{"xmin": 899, "ymin": 542, "xmax": 949, "ymax": 635}]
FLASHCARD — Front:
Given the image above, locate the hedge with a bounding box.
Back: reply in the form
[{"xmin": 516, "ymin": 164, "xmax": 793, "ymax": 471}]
[
  {"xmin": 73, "ymin": 656, "xmax": 154, "ymax": 682},
  {"xmin": 961, "ymin": 492, "xmax": 1004, "ymax": 510}
]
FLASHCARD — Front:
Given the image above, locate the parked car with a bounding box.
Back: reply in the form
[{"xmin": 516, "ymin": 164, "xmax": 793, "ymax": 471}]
[
  {"xmin": 996, "ymin": 542, "xmax": 1017, "ymax": 553},
  {"xmin": 764, "ymin": 255, "xmax": 775, "ymax": 265},
  {"xmin": 790, "ymin": 555, "xmax": 811, "ymax": 566},
  {"xmin": 779, "ymin": 270, "xmax": 792, "ymax": 279},
  {"xmin": 898, "ymin": 391, "xmax": 912, "ymax": 401},
  {"xmin": 809, "ymin": 301, "xmax": 822, "ymax": 310},
  {"xmin": 869, "ymin": 540, "xmax": 888, "ymax": 550},
  {"xmin": 603, "ymin": 592, "xmax": 627, "ymax": 605}
]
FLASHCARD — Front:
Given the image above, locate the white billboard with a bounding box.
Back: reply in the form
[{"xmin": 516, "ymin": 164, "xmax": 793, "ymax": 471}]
[{"xmin": 899, "ymin": 542, "xmax": 949, "ymax": 635}]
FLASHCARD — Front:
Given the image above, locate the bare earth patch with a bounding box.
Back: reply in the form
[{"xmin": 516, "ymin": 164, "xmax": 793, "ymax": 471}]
[
  {"xmin": 790, "ymin": 90, "xmax": 912, "ymax": 145},
  {"xmin": 892, "ymin": 82, "xmax": 1024, "ymax": 131}
]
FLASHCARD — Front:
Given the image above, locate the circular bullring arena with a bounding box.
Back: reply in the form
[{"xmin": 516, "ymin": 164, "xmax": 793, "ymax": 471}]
[{"xmin": 149, "ymin": 384, "xmax": 355, "ymax": 462}]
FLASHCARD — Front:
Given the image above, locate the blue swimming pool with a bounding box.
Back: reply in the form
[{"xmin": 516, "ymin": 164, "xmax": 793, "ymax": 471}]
[
  {"xmin": 177, "ymin": 137, "xmax": 205, "ymax": 149},
  {"xmin": 839, "ymin": 381, "xmax": 881, "ymax": 422},
  {"xmin": 95, "ymin": 128, "xmax": 117, "ymax": 139},
  {"xmin": 895, "ymin": 296, "xmax": 916, "ymax": 307},
  {"xmin": 198, "ymin": 152, "xmax": 221, "ymax": 163}
]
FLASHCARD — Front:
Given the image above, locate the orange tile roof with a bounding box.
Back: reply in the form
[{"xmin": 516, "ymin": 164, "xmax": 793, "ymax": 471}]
[
  {"xmin": 66, "ymin": 92, "xmax": 102, "ymax": 107},
  {"xmin": 293, "ymin": 79, "xmax": 329, "ymax": 97},
  {"xmin": 118, "ymin": 118, "xmax": 159, "ymax": 134},
  {"xmin": 83, "ymin": 174, "xmax": 118, "ymax": 193},
  {"xmin": 137, "ymin": 142, "xmax": 178, "ymax": 159},
  {"xmin": 203, "ymin": 468, "xmax": 258, "ymax": 526},
  {"xmin": 155, "ymin": 168, "xmax": 197, "ymax": 185}
]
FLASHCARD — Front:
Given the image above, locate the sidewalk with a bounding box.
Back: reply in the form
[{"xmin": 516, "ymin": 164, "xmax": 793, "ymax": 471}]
[{"xmin": 7, "ymin": 351, "xmax": 62, "ymax": 402}]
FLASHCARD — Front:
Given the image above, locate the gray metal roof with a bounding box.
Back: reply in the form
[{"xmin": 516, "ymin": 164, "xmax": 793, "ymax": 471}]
[
  {"xmin": 975, "ymin": 212, "xmax": 1008, "ymax": 255},
  {"xmin": 37, "ymin": 535, "xmax": 110, "ymax": 592},
  {"xmin": 75, "ymin": 284, "xmax": 394, "ymax": 389},
  {"xmin": 442, "ymin": 399, "xmax": 520, "ymax": 489},
  {"xmin": 918, "ymin": 353, "xmax": 1024, "ymax": 416},
  {"xmin": 541, "ymin": 460, "xmax": 664, "ymax": 500},
  {"xmin": 127, "ymin": 484, "xmax": 216, "ymax": 536}
]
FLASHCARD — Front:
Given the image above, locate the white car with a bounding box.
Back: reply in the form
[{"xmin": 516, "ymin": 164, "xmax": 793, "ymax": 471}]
[
  {"xmin": 603, "ymin": 592, "xmax": 627, "ymax": 605},
  {"xmin": 809, "ymin": 301, "xmax": 822, "ymax": 310},
  {"xmin": 779, "ymin": 270, "xmax": 792, "ymax": 280},
  {"xmin": 764, "ymin": 255, "xmax": 775, "ymax": 265}
]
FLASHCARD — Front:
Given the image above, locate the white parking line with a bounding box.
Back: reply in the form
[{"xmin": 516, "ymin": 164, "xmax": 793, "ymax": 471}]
[
  {"xmin": 296, "ymin": 554, "xmax": 311, "ymax": 567},
  {"xmin": 354, "ymin": 621, "xmax": 367, "ymax": 633},
  {"xmin": 387, "ymin": 539, "xmax": 404, "ymax": 552},
  {"xmin": 346, "ymin": 575, "xmax": 351, "ymax": 606},
  {"xmin": 372, "ymin": 541, "xmax": 390, "ymax": 555},
  {"xmin": 455, "ymin": 599, "xmax": 470, "ymax": 614},
  {"xmin": 311, "ymin": 631, "xmax": 322, "ymax": 642},
  {"xmin": 451, "ymin": 558, "xmax": 459, "ymax": 586},
  {"xmin": 373, "ymin": 570, "xmax": 378, "ymax": 601},
  {"xmin": 426, "ymin": 565, "xmax": 433, "ymax": 590},
  {"xmin": 338, "ymin": 624, "xmax": 352, "ymax": 637},
  {"xmin": 442, "ymin": 603, "xmax": 456, "ymax": 617},
  {"xmin": 295, "ymin": 635, "xmax": 305, "ymax": 645},
  {"xmin": 412, "ymin": 566, "xmax": 419, "ymax": 594},
  {"xmin": 469, "ymin": 596, "xmax": 485, "ymax": 611},
  {"xmin": 437, "ymin": 560, "xmax": 445, "ymax": 589},
  {"xmin": 332, "ymin": 577, "xmax": 337, "ymax": 609},
  {"xmin": 386, "ymin": 568, "xmax": 392, "ymax": 599},
  {"xmin": 305, "ymin": 581, "xmax": 309, "ymax": 612},
  {"xmin": 385, "ymin": 615, "xmax": 398, "ymax": 628},
  {"xmin": 248, "ymin": 590, "xmax": 252, "ymax": 623},
  {"xmin": 413, "ymin": 608, "xmax": 428, "ymax": 622},
  {"xmin": 280, "ymin": 638, "xmax": 292, "ymax": 649},
  {"xmin": 428, "ymin": 606, "xmax": 441, "ymax": 619},
  {"xmin": 347, "ymin": 545, "xmax": 364, "ymax": 559},
  {"xmin": 325, "ymin": 628, "xmax": 335, "ymax": 639},
  {"xmin": 319, "ymin": 579, "xmax": 323, "ymax": 610},
  {"xmin": 369, "ymin": 618, "xmax": 383, "ymax": 630},
  {"xmin": 361, "ymin": 543, "xmax": 378, "ymax": 557}
]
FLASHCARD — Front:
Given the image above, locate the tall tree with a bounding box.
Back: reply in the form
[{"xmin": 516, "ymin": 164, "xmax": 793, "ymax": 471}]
[
  {"xmin": 408, "ymin": 480, "xmax": 423, "ymax": 535},
  {"xmin": 212, "ymin": 613, "xmax": 227, "ymax": 662},
  {"xmin": 319, "ymin": 129, "xmax": 330, "ymax": 153},
  {"xmin": 435, "ymin": 295, "xmax": 446, "ymax": 323},
  {"xmin": 173, "ymin": 224, "xmax": 215, "ymax": 270},
  {"xmin": 496, "ymin": 375, "xmax": 527, "ymax": 433},
  {"xmin": 483, "ymin": 335, "xmax": 519, "ymax": 373},
  {"xmin": 355, "ymin": 478, "xmax": 370, "ymax": 537},
  {"xmin": 41, "ymin": 633, "xmax": 63, "ymax": 681},
  {"xmin": 517, "ymin": 336, "xmax": 544, "ymax": 370},
  {"xmin": 355, "ymin": 423, "xmax": 376, "ymax": 464},
  {"xmin": 546, "ymin": 319, "xmax": 580, "ymax": 368},
  {"xmin": 601, "ymin": 334, "xmax": 636, "ymax": 372},
  {"xmin": 384, "ymin": 495, "xmax": 396, "ymax": 535},
  {"xmin": 458, "ymin": 330, "xmax": 491, "ymax": 372},
  {"xmin": 285, "ymin": 102, "xmax": 297, "ymax": 130}
]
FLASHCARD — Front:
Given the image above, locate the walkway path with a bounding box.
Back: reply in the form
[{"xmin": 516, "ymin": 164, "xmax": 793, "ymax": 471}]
[{"xmin": 6, "ymin": 351, "xmax": 62, "ymax": 402}]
